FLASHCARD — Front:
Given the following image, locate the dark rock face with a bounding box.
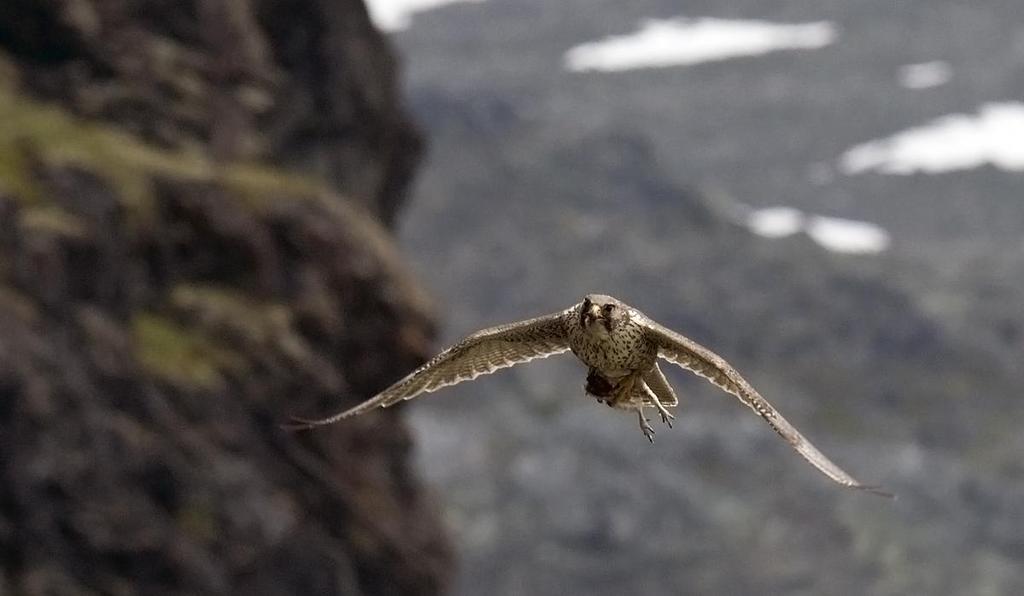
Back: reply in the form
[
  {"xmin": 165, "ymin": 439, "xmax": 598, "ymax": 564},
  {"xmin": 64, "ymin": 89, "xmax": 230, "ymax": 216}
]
[
  {"xmin": 0, "ymin": 2, "xmax": 451, "ymax": 594},
  {"xmin": 1, "ymin": 0, "xmax": 422, "ymax": 224}
]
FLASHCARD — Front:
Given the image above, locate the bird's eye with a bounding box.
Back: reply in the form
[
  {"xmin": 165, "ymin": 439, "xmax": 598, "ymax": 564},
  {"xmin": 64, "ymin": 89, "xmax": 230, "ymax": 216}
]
[{"xmin": 603, "ymin": 304, "xmax": 614, "ymax": 313}]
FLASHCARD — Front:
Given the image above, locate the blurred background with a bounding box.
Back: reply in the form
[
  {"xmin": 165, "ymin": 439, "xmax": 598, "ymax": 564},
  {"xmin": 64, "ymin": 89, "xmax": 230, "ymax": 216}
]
[
  {"xmin": 2, "ymin": 0, "xmax": 1023, "ymax": 594},
  {"xmin": 389, "ymin": 0, "xmax": 1024, "ymax": 594}
]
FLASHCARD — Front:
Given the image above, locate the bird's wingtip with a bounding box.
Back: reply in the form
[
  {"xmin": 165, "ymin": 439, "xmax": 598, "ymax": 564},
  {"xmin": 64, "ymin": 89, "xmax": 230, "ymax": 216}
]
[
  {"xmin": 280, "ymin": 416, "xmax": 321, "ymax": 432},
  {"xmin": 856, "ymin": 483, "xmax": 896, "ymax": 499}
]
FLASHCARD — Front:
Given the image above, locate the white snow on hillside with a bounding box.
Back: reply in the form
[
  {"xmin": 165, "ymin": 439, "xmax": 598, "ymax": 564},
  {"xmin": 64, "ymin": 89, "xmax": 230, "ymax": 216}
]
[
  {"xmin": 841, "ymin": 102, "xmax": 1024, "ymax": 175},
  {"xmin": 745, "ymin": 207, "xmax": 890, "ymax": 254},
  {"xmin": 805, "ymin": 215, "xmax": 891, "ymax": 254},
  {"xmin": 746, "ymin": 206, "xmax": 804, "ymax": 238},
  {"xmin": 365, "ymin": 0, "xmax": 484, "ymax": 32},
  {"xmin": 565, "ymin": 18, "xmax": 836, "ymax": 72}
]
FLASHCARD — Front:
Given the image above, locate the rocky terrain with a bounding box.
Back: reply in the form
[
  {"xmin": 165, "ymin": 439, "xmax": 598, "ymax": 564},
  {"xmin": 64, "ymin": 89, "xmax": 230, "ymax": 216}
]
[{"xmin": 0, "ymin": 1, "xmax": 451, "ymax": 594}]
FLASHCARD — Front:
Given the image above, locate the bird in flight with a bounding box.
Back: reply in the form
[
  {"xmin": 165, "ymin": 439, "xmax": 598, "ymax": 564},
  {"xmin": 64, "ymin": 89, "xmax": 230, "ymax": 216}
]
[{"xmin": 287, "ymin": 294, "xmax": 890, "ymax": 496}]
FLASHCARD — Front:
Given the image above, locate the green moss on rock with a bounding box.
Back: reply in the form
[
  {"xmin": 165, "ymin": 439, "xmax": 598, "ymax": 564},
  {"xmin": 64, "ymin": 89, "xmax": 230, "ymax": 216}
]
[
  {"xmin": 0, "ymin": 82, "xmax": 332, "ymax": 222},
  {"xmin": 18, "ymin": 205, "xmax": 89, "ymax": 239},
  {"xmin": 132, "ymin": 313, "xmax": 245, "ymax": 391},
  {"xmin": 169, "ymin": 284, "xmax": 312, "ymax": 362}
]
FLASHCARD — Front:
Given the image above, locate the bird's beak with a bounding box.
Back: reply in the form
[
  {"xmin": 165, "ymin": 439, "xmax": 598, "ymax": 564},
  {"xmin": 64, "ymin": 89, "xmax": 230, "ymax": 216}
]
[{"xmin": 582, "ymin": 303, "xmax": 602, "ymax": 328}]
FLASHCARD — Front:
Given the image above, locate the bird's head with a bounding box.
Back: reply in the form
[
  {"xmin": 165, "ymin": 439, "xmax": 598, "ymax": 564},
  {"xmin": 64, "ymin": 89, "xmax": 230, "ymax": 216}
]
[{"xmin": 579, "ymin": 294, "xmax": 628, "ymax": 333}]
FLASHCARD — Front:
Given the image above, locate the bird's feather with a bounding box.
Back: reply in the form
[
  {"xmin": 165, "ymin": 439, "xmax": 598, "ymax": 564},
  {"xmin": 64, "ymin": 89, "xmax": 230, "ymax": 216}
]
[
  {"xmin": 641, "ymin": 317, "xmax": 890, "ymax": 496},
  {"xmin": 286, "ymin": 309, "xmax": 573, "ymax": 429},
  {"xmin": 642, "ymin": 362, "xmax": 678, "ymax": 407}
]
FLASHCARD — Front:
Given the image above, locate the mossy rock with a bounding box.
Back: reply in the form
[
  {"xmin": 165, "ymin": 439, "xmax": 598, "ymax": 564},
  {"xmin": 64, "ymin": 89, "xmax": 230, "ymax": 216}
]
[
  {"xmin": 132, "ymin": 312, "xmax": 246, "ymax": 391},
  {"xmin": 0, "ymin": 78, "xmax": 328, "ymax": 223},
  {"xmin": 18, "ymin": 204, "xmax": 89, "ymax": 239},
  {"xmin": 169, "ymin": 284, "xmax": 306, "ymax": 355}
]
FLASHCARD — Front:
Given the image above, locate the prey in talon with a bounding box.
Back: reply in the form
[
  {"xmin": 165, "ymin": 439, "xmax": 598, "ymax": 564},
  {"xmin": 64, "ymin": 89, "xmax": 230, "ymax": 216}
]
[
  {"xmin": 286, "ymin": 294, "xmax": 891, "ymax": 497},
  {"xmin": 584, "ymin": 368, "xmax": 674, "ymax": 442}
]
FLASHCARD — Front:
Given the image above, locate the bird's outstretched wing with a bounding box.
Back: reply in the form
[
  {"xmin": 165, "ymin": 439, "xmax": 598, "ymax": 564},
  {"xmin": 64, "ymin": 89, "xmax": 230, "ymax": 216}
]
[
  {"xmin": 285, "ymin": 309, "xmax": 573, "ymax": 430},
  {"xmin": 641, "ymin": 317, "xmax": 891, "ymax": 497}
]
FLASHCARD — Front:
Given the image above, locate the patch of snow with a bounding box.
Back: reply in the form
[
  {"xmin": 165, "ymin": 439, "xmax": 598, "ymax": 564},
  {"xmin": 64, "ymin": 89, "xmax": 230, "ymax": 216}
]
[
  {"xmin": 898, "ymin": 61, "xmax": 952, "ymax": 90},
  {"xmin": 564, "ymin": 17, "xmax": 836, "ymax": 72},
  {"xmin": 745, "ymin": 207, "xmax": 890, "ymax": 254},
  {"xmin": 840, "ymin": 102, "xmax": 1024, "ymax": 175},
  {"xmin": 365, "ymin": 0, "xmax": 484, "ymax": 32},
  {"xmin": 746, "ymin": 206, "xmax": 805, "ymax": 238},
  {"xmin": 805, "ymin": 215, "xmax": 891, "ymax": 254}
]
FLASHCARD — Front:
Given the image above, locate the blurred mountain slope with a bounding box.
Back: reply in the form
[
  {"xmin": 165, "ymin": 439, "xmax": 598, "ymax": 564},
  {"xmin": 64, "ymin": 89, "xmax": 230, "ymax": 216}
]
[
  {"xmin": 403, "ymin": 91, "xmax": 1024, "ymax": 596},
  {"xmin": 0, "ymin": 1, "xmax": 451, "ymax": 594},
  {"xmin": 391, "ymin": 2, "xmax": 1024, "ymax": 593}
]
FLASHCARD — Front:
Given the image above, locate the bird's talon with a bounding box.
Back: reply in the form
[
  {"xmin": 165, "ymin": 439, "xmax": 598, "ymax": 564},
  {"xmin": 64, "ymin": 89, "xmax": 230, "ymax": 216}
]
[{"xmin": 638, "ymin": 415, "xmax": 656, "ymax": 442}]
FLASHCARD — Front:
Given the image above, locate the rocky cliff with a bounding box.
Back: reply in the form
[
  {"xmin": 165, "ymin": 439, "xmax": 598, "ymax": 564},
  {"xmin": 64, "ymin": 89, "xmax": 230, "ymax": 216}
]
[{"xmin": 0, "ymin": 1, "xmax": 451, "ymax": 594}]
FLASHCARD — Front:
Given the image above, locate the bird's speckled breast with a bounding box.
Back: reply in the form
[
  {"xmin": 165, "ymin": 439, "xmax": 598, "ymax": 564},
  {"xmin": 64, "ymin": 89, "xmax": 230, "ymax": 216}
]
[{"xmin": 566, "ymin": 309, "xmax": 656, "ymax": 377}]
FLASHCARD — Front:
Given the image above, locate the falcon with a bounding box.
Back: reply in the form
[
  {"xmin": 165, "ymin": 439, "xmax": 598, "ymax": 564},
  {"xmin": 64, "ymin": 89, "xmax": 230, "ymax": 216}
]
[{"xmin": 288, "ymin": 294, "xmax": 889, "ymax": 495}]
